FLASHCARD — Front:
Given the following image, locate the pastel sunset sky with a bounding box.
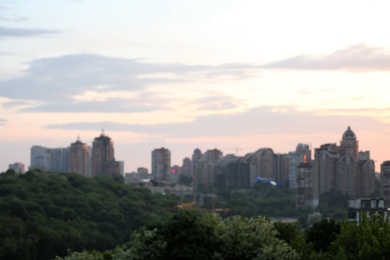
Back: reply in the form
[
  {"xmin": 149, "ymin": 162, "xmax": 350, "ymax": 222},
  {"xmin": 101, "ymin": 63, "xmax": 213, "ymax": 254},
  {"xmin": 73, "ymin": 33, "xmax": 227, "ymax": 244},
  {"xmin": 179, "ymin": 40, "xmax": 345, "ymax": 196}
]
[{"xmin": 1, "ymin": 0, "xmax": 390, "ymax": 172}]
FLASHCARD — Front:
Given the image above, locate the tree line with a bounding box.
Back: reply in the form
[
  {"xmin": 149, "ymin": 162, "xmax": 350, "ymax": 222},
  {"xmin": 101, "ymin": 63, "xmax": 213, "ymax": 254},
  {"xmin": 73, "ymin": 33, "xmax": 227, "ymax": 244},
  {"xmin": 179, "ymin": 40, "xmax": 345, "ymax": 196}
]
[
  {"xmin": 0, "ymin": 169, "xmax": 178, "ymax": 260},
  {"xmin": 1, "ymin": 169, "xmax": 387, "ymax": 259}
]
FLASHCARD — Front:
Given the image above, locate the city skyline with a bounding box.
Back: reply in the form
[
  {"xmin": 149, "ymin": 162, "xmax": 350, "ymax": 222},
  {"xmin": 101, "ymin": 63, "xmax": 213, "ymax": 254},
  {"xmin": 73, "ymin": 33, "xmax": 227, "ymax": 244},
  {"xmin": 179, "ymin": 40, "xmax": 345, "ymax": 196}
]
[{"xmin": 1, "ymin": 1, "xmax": 390, "ymax": 172}]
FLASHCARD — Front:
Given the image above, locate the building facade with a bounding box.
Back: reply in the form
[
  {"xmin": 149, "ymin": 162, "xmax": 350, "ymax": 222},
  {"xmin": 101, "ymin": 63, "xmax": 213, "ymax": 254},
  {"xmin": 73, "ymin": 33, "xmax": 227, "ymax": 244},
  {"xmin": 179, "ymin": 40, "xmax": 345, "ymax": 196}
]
[
  {"xmin": 289, "ymin": 143, "xmax": 311, "ymax": 189},
  {"xmin": 313, "ymin": 127, "xmax": 376, "ymax": 199},
  {"xmin": 151, "ymin": 147, "xmax": 171, "ymax": 182},
  {"xmin": 381, "ymin": 161, "xmax": 390, "ymax": 208},
  {"xmin": 296, "ymin": 162, "xmax": 317, "ymax": 208},
  {"xmin": 68, "ymin": 137, "xmax": 90, "ymax": 177},
  {"xmin": 30, "ymin": 146, "xmax": 68, "ymax": 172},
  {"xmin": 91, "ymin": 132, "xmax": 120, "ymax": 176},
  {"xmin": 8, "ymin": 162, "xmax": 25, "ymax": 174}
]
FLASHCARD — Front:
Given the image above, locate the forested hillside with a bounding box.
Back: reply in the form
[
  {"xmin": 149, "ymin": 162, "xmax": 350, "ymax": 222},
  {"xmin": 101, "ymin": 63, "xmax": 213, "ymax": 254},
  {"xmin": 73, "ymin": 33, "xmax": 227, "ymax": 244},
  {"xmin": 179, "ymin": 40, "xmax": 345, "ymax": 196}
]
[{"xmin": 0, "ymin": 170, "xmax": 179, "ymax": 260}]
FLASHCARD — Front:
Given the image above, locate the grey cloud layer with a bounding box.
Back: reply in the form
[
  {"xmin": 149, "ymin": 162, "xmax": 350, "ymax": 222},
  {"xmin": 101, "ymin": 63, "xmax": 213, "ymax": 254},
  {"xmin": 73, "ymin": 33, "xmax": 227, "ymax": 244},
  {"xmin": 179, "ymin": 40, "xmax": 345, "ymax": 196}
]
[
  {"xmin": 19, "ymin": 99, "xmax": 159, "ymax": 113},
  {"xmin": 263, "ymin": 44, "xmax": 390, "ymax": 71},
  {"xmin": 46, "ymin": 106, "xmax": 385, "ymax": 137},
  {"xmin": 0, "ymin": 54, "xmax": 260, "ymax": 113},
  {"xmin": 2, "ymin": 43, "xmax": 389, "ymax": 113},
  {"xmin": 0, "ymin": 119, "xmax": 5, "ymax": 125},
  {"xmin": 0, "ymin": 26, "xmax": 60, "ymax": 38}
]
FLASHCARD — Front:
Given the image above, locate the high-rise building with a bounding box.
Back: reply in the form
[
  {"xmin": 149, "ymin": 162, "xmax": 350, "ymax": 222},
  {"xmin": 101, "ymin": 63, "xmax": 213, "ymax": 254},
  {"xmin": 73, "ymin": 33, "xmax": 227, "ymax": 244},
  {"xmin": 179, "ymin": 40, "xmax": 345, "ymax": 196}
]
[
  {"xmin": 204, "ymin": 149, "xmax": 223, "ymax": 162},
  {"xmin": 340, "ymin": 126, "xmax": 359, "ymax": 159},
  {"xmin": 225, "ymin": 157, "xmax": 250, "ymax": 188},
  {"xmin": 381, "ymin": 161, "xmax": 390, "ymax": 208},
  {"xmin": 91, "ymin": 132, "xmax": 119, "ymax": 176},
  {"xmin": 313, "ymin": 127, "xmax": 376, "ymax": 199},
  {"xmin": 275, "ymin": 153, "xmax": 290, "ymax": 187},
  {"xmin": 250, "ymin": 148, "xmax": 276, "ymax": 181},
  {"xmin": 181, "ymin": 157, "xmax": 192, "ymax": 176},
  {"xmin": 151, "ymin": 147, "xmax": 171, "ymax": 182},
  {"xmin": 313, "ymin": 143, "xmax": 339, "ymax": 194},
  {"xmin": 30, "ymin": 145, "xmax": 51, "ymax": 171},
  {"xmin": 8, "ymin": 162, "xmax": 25, "ymax": 174},
  {"xmin": 296, "ymin": 161, "xmax": 317, "ymax": 208},
  {"xmin": 30, "ymin": 146, "xmax": 68, "ymax": 172},
  {"xmin": 289, "ymin": 143, "xmax": 311, "ymax": 189},
  {"xmin": 68, "ymin": 136, "xmax": 90, "ymax": 177},
  {"xmin": 356, "ymin": 153, "xmax": 375, "ymax": 198}
]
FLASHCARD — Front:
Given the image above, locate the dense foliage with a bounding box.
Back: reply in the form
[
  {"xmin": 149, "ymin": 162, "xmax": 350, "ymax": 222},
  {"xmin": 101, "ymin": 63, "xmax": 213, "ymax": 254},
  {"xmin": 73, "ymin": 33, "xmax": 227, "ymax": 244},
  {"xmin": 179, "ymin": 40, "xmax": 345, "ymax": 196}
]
[
  {"xmin": 215, "ymin": 184, "xmax": 297, "ymax": 218},
  {"xmin": 0, "ymin": 170, "xmax": 178, "ymax": 260},
  {"xmin": 56, "ymin": 211, "xmax": 390, "ymax": 260},
  {"xmin": 113, "ymin": 210, "xmax": 299, "ymax": 260}
]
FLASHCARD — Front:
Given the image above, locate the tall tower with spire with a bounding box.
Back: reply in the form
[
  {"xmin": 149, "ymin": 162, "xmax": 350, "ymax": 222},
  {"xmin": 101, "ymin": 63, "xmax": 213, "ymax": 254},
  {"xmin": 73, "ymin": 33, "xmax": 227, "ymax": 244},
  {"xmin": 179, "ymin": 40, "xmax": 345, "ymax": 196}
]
[
  {"xmin": 340, "ymin": 126, "xmax": 359, "ymax": 159},
  {"xmin": 91, "ymin": 131, "xmax": 119, "ymax": 176}
]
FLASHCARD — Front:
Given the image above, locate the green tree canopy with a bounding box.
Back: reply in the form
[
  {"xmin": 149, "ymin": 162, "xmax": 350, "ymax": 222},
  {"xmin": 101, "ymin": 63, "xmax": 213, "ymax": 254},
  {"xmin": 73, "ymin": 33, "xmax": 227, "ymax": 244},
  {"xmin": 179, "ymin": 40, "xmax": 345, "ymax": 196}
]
[{"xmin": 0, "ymin": 170, "xmax": 179, "ymax": 260}]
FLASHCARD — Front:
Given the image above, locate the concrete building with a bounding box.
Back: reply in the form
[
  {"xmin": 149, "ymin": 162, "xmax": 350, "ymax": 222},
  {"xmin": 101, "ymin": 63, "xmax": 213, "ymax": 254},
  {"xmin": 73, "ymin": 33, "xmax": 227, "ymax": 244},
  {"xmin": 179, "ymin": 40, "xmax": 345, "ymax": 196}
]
[
  {"xmin": 296, "ymin": 161, "xmax": 317, "ymax": 209},
  {"xmin": 313, "ymin": 127, "xmax": 376, "ymax": 199},
  {"xmin": 124, "ymin": 167, "xmax": 150, "ymax": 184},
  {"xmin": 250, "ymin": 148, "xmax": 276, "ymax": 181},
  {"xmin": 204, "ymin": 148, "xmax": 223, "ymax": 162},
  {"xmin": 381, "ymin": 161, "xmax": 390, "ymax": 208},
  {"xmin": 68, "ymin": 137, "xmax": 90, "ymax": 177},
  {"xmin": 313, "ymin": 143, "xmax": 339, "ymax": 194},
  {"xmin": 289, "ymin": 143, "xmax": 311, "ymax": 189},
  {"xmin": 30, "ymin": 145, "xmax": 51, "ymax": 171},
  {"xmin": 276, "ymin": 153, "xmax": 290, "ymax": 187},
  {"xmin": 151, "ymin": 147, "xmax": 171, "ymax": 182},
  {"xmin": 181, "ymin": 157, "xmax": 192, "ymax": 176},
  {"xmin": 347, "ymin": 198, "xmax": 388, "ymax": 222},
  {"xmin": 30, "ymin": 146, "xmax": 68, "ymax": 172},
  {"xmin": 91, "ymin": 132, "xmax": 120, "ymax": 176},
  {"xmin": 225, "ymin": 157, "xmax": 250, "ymax": 188},
  {"xmin": 193, "ymin": 158, "xmax": 215, "ymax": 188},
  {"xmin": 8, "ymin": 162, "xmax": 25, "ymax": 174},
  {"xmin": 356, "ymin": 152, "xmax": 376, "ymax": 198}
]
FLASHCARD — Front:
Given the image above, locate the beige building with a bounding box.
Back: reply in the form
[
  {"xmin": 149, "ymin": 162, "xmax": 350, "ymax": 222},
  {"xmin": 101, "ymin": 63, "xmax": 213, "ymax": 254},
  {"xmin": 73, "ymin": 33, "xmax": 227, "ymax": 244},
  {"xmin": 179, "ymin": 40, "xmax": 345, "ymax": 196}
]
[
  {"xmin": 313, "ymin": 127, "xmax": 376, "ymax": 199},
  {"xmin": 8, "ymin": 162, "xmax": 25, "ymax": 174},
  {"xmin": 68, "ymin": 137, "xmax": 90, "ymax": 177},
  {"xmin": 91, "ymin": 132, "xmax": 119, "ymax": 176}
]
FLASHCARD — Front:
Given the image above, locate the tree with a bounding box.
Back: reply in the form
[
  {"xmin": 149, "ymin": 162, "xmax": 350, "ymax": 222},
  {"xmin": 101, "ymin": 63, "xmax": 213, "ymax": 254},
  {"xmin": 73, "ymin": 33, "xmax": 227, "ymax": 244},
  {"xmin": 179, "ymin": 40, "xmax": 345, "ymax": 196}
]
[
  {"xmin": 217, "ymin": 216, "xmax": 299, "ymax": 260},
  {"xmin": 328, "ymin": 213, "xmax": 390, "ymax": 259},
  {"xmin": 116, "ymin": 211, "xmax": 299, "ymax": 260},
  {"xmin": 274, "ymin": 221, "xmax": 308, "ymax": 258},
  {"xmin": 305, "ymin": 218, "xmax": 341, "ymax": 253}
]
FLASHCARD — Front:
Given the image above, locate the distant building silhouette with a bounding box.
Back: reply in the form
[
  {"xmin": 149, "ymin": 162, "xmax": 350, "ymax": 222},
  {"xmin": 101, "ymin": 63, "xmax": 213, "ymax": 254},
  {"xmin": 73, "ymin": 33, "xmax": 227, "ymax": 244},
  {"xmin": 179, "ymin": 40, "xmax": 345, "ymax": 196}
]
[
  {"xmin": 381, "ymin": 161, "xmax": 390, "ymax": 208},
  {"xmin": 8, "ymin": 162, "xmax": 25, "ymax": 174},
  {"xmin": 30, "ymin": 145, "xmax": 68, "ymax": 172},
  {"xmin": 151, "ymin": 147, "xmax": 171, "ymax": 182},
  {"xmin": 91, "ymin": 131, "xmax": 120, "ymax": 176},
  {"xmin": 313, "ymin": 126, "xmax": 376, "ymax": 199},
  {"xmin": 289, "ymin": 143, "xmax": 311, "ymax": 189},
  {"xmin": 68, "ymin": 136, "xmax": 90, "ymax": 177},
  {"xmin": 296, "ymin": 159, "xmax": 318, "ymax": 209}
]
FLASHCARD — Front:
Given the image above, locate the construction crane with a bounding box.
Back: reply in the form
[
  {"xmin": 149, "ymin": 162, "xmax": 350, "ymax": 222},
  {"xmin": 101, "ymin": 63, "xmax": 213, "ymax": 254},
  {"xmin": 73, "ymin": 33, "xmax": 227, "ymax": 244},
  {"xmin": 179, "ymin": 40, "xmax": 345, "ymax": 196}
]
[{"xmin": 223, "ymin": 147, "xmax": 243, "ymax": 156}]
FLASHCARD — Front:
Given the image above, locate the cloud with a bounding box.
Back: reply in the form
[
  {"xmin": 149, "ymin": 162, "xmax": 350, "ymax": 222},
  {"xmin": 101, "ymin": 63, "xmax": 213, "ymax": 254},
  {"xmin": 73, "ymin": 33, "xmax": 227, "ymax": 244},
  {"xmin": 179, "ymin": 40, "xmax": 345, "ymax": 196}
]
[
  {"xmin": 263, "ymin": 44, "xmax": 390, "ymax": 71},
  {"xmin": 18, "ymin": 98, "xmax": 159, "ymax": 113},
  {"xmin": 0, "ymin": 26, "xmax": 61, "ymax": 38},
  {"xmin": 0, "ymin": 119, "xmax": 5, "ymax": 125},
  {"xmin": 45, "ymin": 106, "xmax": 388, "ymax": 138},
  {"xmin": 194, "ymin": 95, "xmax": 242, "ymax": 111},
  {"xmin": 0, "ymin": 54, "xmax": 261, "ymax": 112}
]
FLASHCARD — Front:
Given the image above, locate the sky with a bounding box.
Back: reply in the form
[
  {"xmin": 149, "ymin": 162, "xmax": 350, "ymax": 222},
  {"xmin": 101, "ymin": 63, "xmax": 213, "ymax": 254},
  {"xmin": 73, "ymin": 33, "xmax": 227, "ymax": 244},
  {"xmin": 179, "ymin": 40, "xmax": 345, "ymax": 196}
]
[{"xmin": 1, "ymin": 0, "xmax": 390, "ymax": 173}]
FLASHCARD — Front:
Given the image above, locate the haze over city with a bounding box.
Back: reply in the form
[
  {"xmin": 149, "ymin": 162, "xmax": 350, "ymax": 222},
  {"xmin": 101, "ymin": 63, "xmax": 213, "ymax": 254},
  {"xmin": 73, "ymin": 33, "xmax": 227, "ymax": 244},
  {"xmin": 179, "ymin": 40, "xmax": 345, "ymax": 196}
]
[{"xmin": 1, "ymin": 0, "xmax": 390, "ymax": 172}]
